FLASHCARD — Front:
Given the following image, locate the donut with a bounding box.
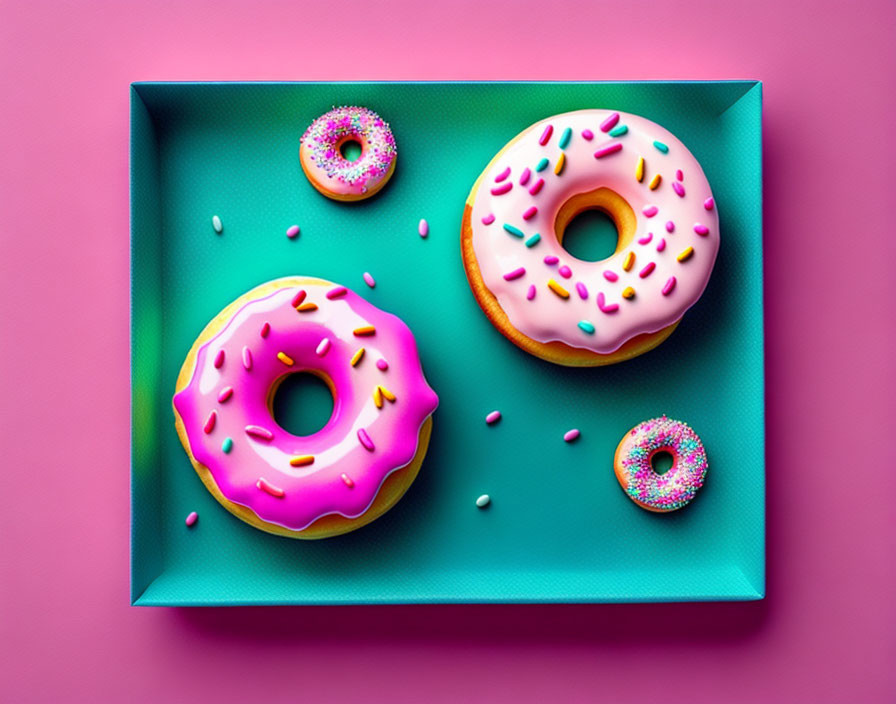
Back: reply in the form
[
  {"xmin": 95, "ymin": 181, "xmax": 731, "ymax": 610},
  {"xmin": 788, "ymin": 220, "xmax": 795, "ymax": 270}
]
[
  {"xmin": 299, "ymin": 106, "xmax": 397, "ymax": 201},
  {"xmin": 613, "ymin": 416, "xmax": 708, "ymax": 512},
  {"xmin": 461, "ymin": 109, "xmax": 720, "ymax": 366},
  {"xmin": 172, "ymin": 277, "xmax": 439, "ymax": 539}
]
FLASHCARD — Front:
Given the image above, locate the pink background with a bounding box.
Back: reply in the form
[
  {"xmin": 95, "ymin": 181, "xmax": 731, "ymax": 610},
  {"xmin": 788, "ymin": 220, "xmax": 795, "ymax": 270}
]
[{"xmin": 1, "ymin": 0, "xmax": 894, "ymax": 701}]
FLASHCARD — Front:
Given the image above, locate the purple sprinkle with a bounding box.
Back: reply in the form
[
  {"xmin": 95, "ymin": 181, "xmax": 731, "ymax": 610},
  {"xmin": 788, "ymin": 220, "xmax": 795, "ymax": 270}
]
[
  {"xmin": 482, "ymin": 213, "xmax": 496, "ymax": 225},
  {"xmin": 486, "ymin": 410, "xmax": 502, "ymax": 425},
  {"xmin": 376, "ymin": 358, "xmax": 389, "ymax": 371},
  {"xmin": 638, "ymin": 232, "xmax": 653, "ymax": 245},
  {"xmin": 643, "ymin": 205, "xmax": 658, "ymax": 218},
  {"xmin": 529, "ymin": 178, "xmax": 545, "ymax": 196},
  {"xmin": 490, "ymin": 182, "xmax": 513, "ymax": 196},
  {"xmin": 503, "ymin": 267, "xmax": 526, "ymax": 281},
  {"xmin": 526, "ymin": 285, "xmax": 536, "ymax": 300},
  {"xmin": 558, "ymin": 265, "xmax": 572, "ymax": 279},
  {"xmin": 657, "ymin": 238, "xmax": 667, "ymax": 252},
  {"xmin": 576, "ymin": 282, "xmax": 588, "ymax": 300},
  {"xmin": 563, "ymin": 429, "xmax": 581, "ymax": 443},
  {"xmin": 522, "ymin": 206, "xmax": 538, "ymax": 220},
  {"xmin": 597, "ymin": 292, "xmax": 619, "ymax": 314},
  {"xmin": 495, "ymin": 166, "xmax": 511, "ymax": 183},
  {"xmin": 662, "ymin": 276, "xmax": 677, "ymax": 296},
  {"xmin": 357, "ymin": 428, "xmax": 375, "ymax": 451},
  {"xmin": 185, "ymin": 512, "xmax": 198, "ymax": 527},
  {"xmin": 694, "ymin": 223, "xmax": 710, "ymax": 236},
  {"xmin": 326, "ymin": 286, "xmax": 348, "ymax": 299},
  {"xmin": 363, "ymin": 272, "xmax": 376, "ymax": 287},
  {"xmin": 286, "ymin": 225, "xmax": 300, "ymax": 239},
  {"xmin": 603, "ymin": 270, "xmax": 619, "ymax": 282},
  {"xmin": 704, "ymin": 197, "xmax": 715, "ymax": 210},
  {"xmin": 538, "ymin": 124, "xmax": 554, "ymax": 145},
  {"xmin": 600, "ymin": 112, "xmax": 620, "ymax": 132},
  {"xmin": 672, "ymin": 182, "xmax": 686, "ymax": 197},
  {"xmin": 665, "ymin": 220, "xmax": 675, "ymax": 232},
  {"xmin": 418, "ymin": 219, "xmax": 429, "ymax": 238},
  {"xmin": 519, "ymin": 167, "xmax": 531, "ymax": 186},
  {"xmin": 582, "ymin": 129, "xmax": 594, "ymax": 140},
  {"xmin": 594, "ymin": 142, "xmax": 623, "ymax": 159},
  {"xmin": 544, "ymin": 255, "xmax": 560, "ymax": 266},
  {"xmin": 676, "ymin": 169, "xmax": 684, "ymax": 181}
]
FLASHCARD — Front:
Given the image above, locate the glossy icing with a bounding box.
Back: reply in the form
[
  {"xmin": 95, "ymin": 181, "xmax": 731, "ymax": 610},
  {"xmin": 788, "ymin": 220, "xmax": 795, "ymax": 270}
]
[
  {"xmin": 468, "ymin": 109, "xmax": 720, "ymax": 354},
  {"xmin": 173, "ymin": 279, "xmax": 438, "ymax": 532}
]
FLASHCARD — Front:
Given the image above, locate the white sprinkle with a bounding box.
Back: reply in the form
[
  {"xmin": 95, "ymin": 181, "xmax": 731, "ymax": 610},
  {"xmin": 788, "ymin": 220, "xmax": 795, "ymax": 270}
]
[
  {"xmin": 475, "ymin": 494, "xmax": 491, "ymax": 508},
  {"xmin": 485, "ymin": 410, "xmax": 502, "ymax": 425},
  {"xmin": 185, "ymin": 511, "xmax": 198, "ymax": 527},
  {"xmin": 418, "ymin": 218, "xmax": 429, "ymax": 238},
  {"xmin": 286, "ymin": 225, "xmax": 300, "ymax": 239},
  {"xmin": 363, "ymin": 272, "xmax": 376, "ymax": 288},
  {"xmin": 212, "ymin": 215, "xmax": 223, "ymax": 233},
  {"xmin": 315, "ymin": 338, "xmax": 331, "ymax": 357},
  {"xmin": 563, "ymin": 429, "xmax": 581, "ymax": 443}
]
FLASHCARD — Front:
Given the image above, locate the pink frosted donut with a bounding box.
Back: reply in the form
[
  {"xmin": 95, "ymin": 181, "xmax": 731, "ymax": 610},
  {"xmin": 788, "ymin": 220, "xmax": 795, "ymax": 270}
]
[
  {"xmin": 614, "ymin": 416, "xmax": 708, "ymax": 512},
  {"xmin": 172, "ymin": 277, "xmax": 438, "ymax": 539},
  {"xmin": 462, "ymin": 109, "xmax": 720, "ymax": 366},
  {"xmin": 299, "ymin": 106, "xmax": 397, "ymax": 201}
]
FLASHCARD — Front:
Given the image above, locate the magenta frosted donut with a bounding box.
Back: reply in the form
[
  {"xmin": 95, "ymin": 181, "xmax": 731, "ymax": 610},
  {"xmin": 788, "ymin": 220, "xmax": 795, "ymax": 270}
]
[
  {"xmin": 299, "ymin": 106, "xmax": 397, "ymax": 201},
  {"xmin": 172, "ymin": 277, "xmax": 438, "ymax": 539}
]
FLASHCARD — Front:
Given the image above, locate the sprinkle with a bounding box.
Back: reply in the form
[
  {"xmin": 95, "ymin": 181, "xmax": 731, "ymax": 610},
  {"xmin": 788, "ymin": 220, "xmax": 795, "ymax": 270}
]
[
  {"xmin": 558, "ymin": 127, "xmax": 572, "ymax": 149},
  {"xmin": 649, "ymin": 174, "xmax": 662, "ymax": 190},
  {"xmin": 203, "ymin": 411, "xmax": 217, "ymax": 434},
  {"xmin": 522, "ymin": 206, "xmax": 538, "ymax": 220},
  {"xmin": 662, "ymin": 276, "xmax": 677, "ymax": 296},
  {"xmin": 379, "ymin": 385, "xmax": 396, "ymax": 403},
  {"xmin": 363, "ymin": 272, "xmax": 376, "ymax": 288},
  {"xmin": 594, "ymin": 142, "xmax": 623, "ymax": 158},
  {"xmin": 296, "ymin": 302, "xmax": 318, "ymax": 313},
  {"xmin": 213, "ymin": 349, "xmax": 225, "ymax": 369},
  {"xmin": 597, "ymin": 292, "xmax": 619, "ymax": 313},
  {"xmin": 503, "ymin": 267, "xmax": 526, "ymax": 281},
  {"xmin": 316, "ymin": 338, "xmax": 331, "ymax": 357},
  {"xmin": 277, "ymin": 351, "xmax": 294, "ymax": 366},
  {"xmin": 353, "ymin": 325, "xmax": 376, "ymax": 336},
  {"xmin": 544, "ymin": 255, "xmax": 560, "ymax": 265},
  {"xmin": 418, "ymin": 219, "xmax": 429, "ymax": 238},
  {"xmin": 256, "ymin": 478, "xmax": 284, "ymax": 498},
  {"xmin": 357, "ymin": 428, "xmax": 375, "ymax": 451},
  {"xmin": 286, "ymin": 225, "xmax": 300, "ymax": 239},
  {"xmin": 242, "ymin": 346, "xmax": 253, "ymax": 370},
  {"xmin": 217, "ymin": 386, "xmax": 233, "ymax": 403},
  {"xmin": 291, "ymin": 289, "xmax": 307, "ymax": 308},
  {"xmin": 538, "ymin": 124, "xmax": 554, "ymax": 145},
  {"xmin": 526, "ymin": 285, "xmax": 536, "ymax": 300},
  {"xmin": 485, "ymin": 411, "xmax": 502, "ymax": 425},
  {"xmin": 326, "ymin": 286, "xmax": 348, "ymax": 299},
  {"xmin": 704, "ymin": 197, "xmax": 715, "ymax": 210},
  {"xmin": 350, "ymin": 348, "xmax": 365, "ymax": 366},
  {"xmin": 525, "ymin": 234, "xmax": 541, "ymax": 247},
  {"xmin": 494, "ymin": 167, "xmax": 511, "ymax": 183},
  {"xmin": 603, "ymin": 270, "xmax": 619, "ymax": 282},
  {"xmin": 582, "ymin": 129, "xmax": 594, "ymax": 140},
  {"xmin": 622, "ymin": 251, "xmax": 635, "ymax": 271},
  {"xmin": 476, "ymin": 494, "xmax": 491, "ymax": 508},
  {"xmin": 558, "ymin": 265, "xmax": 572, "ymax": 279},
  {"xmin": 576, "ymin": 282, "xmax": 588, "ymax": 300},
  {"xmin": 636, "ymin": 157, "xmax": 645, "ymax": 182},
  {"xmin": 694, "ymin": 223, "xmax": 710, "ymax": 236},
  {"xmin": 608, "ymin": 124, "xmax": 628, "ymax": 137},
  {"xmin": 529, "ymin": 178, "xmax": 545, "ymax": 195},
  {"xmin": 676, "ymin": 170, "xmax": 684, "ymax": 181},
  {"xmin": 535, "ymin": 158, "xmax": 549, "ymax": 172},
  {"xmin": 212, "ymin": 215, "xmax": 223, "ymax": 233},
  {"xmin": 578, "ymin": 320, "xmax": 595, "ymax": 334},
  {"xmin": 490, "ymin": 182, "xmax": 513, "ymax": 196},
  {"xmin": 503, "ymin": 223, "xmax": 525, "ymax": 238},
  {"xmin": 376, "ymin": 359, "xmax": 388, "ymax": 371},
  {"xmin": 639, "ymin": 262, "xmax": 656, "ymax": 278},
  {"xmin": 481, "ymin": 213, "xmax": 496, "ymax": 225},
  {"xmin": 672, "ymin": 181, "xmax": 685, "ymax": 197},
  {"xmin": 246, "ymin": 425, "xmax": 274, "ymax": 441},
  {"xmin": 657, "ymin": 238, "xmax": 667, "ymax": 252},
  {"xmin": 638, "ymin": 232, "xmax": 653, "ymax": 245},
  {"xmin": 643, "ymin": 205, "xmax": 658, "ymax": 217},
  {"xmin": 221, "ymin": 437, "xmax": 233, "ymax": 453},
  {"xmin": 665, "ymin": 221, "xmax": 675, "ymax": 232},
  {"xmin": 519, "ymin": 168, "xmax": 531, "ymax": 186},
  {"xmin": 600, "ymin": 112, "xmax": 620, "ymax": 132},
  {"xmin": 564, "ymin": 429, "xmax": 581, "ymax": 443},
  {"xmin": 261, "ymin": 322, "xmax": 271, "ymax": 338},
  {"xmin": 289, "ymin": 455, "xmax": 314, "ymax": 467},
  {"xmin": 622, "ymin": 286, "xmax": 636, "ymax": 299},
  {"xmin": 185, "ymin": 512, "xmax": 198, "ymax": 527},
  {"xmin": 653, "ymin": 140, "xmax": 669, "ymax": 153},
  {"xmin": 677, "ymin": 246, "xmax": 694, "ymax": 262},
  {"xmin": 341, "ymin": 473, "xmax": 355, "ymax": 488},
  {"xmin": 373, "ymin": 386, "xmax": 384, "ymax": 408},
  {"xmin": 548, "ymin": 279, "xmax": 570, "ymax": 299},
  {"xmin": 554, "ymin": 152, "xmax": 566, "ymax": 175}
]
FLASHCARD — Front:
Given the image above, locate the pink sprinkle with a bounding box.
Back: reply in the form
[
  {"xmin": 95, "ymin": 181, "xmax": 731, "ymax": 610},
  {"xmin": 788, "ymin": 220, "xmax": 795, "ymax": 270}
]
[
  {"xmin": 600, "ymin": 112, "xmax": 620, "ymax": 132},
  {"xmin": 185, "ymin": 512, "xmax": 198, "ymax": 527},
  {"xmin": 676, "ymin": 169, "xmax": 684, "ymax": 181},
  {"xmin": 662, "ymin": 276, "xmax": 677, "ymax": 296},
  {"xmin": 376, "ymin": 358, "xmax": 389, "ymax": 371},
  {"xmin": 315, "ymin": 337, "xmax": 331, "ymax": 357},
  {"xmin": 657, "ymin": 238, "xmax": 667, "ymax": 252},
  {"xmin": 643, "ymin": 205, "xmax": 658, "ymax": 218},
  {"xmin": 665, "ymin": 221, "xmax": 675, "ymax": 232},
  {"xmin": 563, "ymin": 429, "xmax": 581, "ymax": 443},
  {"xmin": 544, "ymin": 255, "xmax": 559, "ymax": 265},
  {"xmin": 326, "ymin": 286, "xmax": 348, "ymax": 299},
  {"xmin": 594, "ymin": 142, "xmax": 623, "ymax": 159},
  {"xmin": 603, "ymin": 270, "xmax": 619, "ymax": 282},
  {"xmin": 213, "ymin": 349, "xmax": 225, "ymax": 368},
  {"xmin": 256, "ymin": 478, "xmax": 284, "ymax": 498},
  {"xmin": 481, "ymin": 213, "xmax": 496, "ymax": 225},
  {"xmin": 694, "ymin": 223, "xmax": 710, "ymax": 236},
  {"xmin": 242, "ymin": 346, "xmax": 253, "ymax": 370},
  {"xmin": 486, "ymin": 410, "xmax": 502, "ymax": 425},
  {"xmin": 490, "ymin": 182, "xmax": 513, "ymax": 196},
  {"xmin": 245, "ymin": 425, "xmax": 274, "ymax": 441},
  {"xmin": 576, "ymin": 282, "xmax": 588, "ymax": 300},
  {"xmin": 582, "ymin": 129, "xmax": 594, "ymax": 140},
  {"xmin": 203, "ymin": 411, "xmax": 217, "ymax": 434},
  {"xmin": 357, "ymin": 428, "xmax": 375, "ymax": 451},
  {"xmin": 519, "ymin": 167, "xmax": 531, "ymax": 186},
  {"xmin": 341, "ymin": 473, "xmax": 355, "ymax": 488},
  {"xmin": 363, "ymin": 272, "xmax": 376, "ymax": 288},
  {"xmin": 291, "ymin": 289, "xmax": 306, "ymax": 307},
  {"xmin": 526, "ymin": 285, "xmax": 536, "ymax": 300},
  {"xmin": 286, "ymin": 225, "xmax": 300, "ymax": 239},
  {"xmin": 538, "ymin": 124, "xmax": 553, "ymax": 145},
  {"xmin": 597, "ymin": 292, "xmax": 619, "ymax": 314},
  {"xmin": 503, "ymin": 267, "xmax": 526, "ymax": 281},
  {"xmin": 638, "ymin": 232, "xmax": 653, "ymax": 245},
  {"xmin": 418, "ymin": 219, "xmax": 429, "ymax": 238},
  {"xmin": 672, "ymin": 182, "xmax": 686, "ymax": 197},
  {"xmin": 217, "ymin": 386, "xmax": 233, "ymax": 403},
  {"xmin": 495, "ymin": 167, "xmax": 511, "ymax": 183},
  {"xmin": 558, "ymin": 265, "xmax": 572, "ymax": 279},
  {"xmin": 529, "ymin": 178, "xmax": 545, "ymax": 196},
  {"xmin": 261, "ymin": 322, "xmax": 271, "ymax": 338},
  {"xmin": 522, "ymin": 206, "xmax": 538, "ymax": 220},
  {"xmin": 639, "ymin": 262, "xmax": 656, "ymax": 278},
  {"xmin": 704, "ymin": 197, "xmax": 715, "ymax": 210}
]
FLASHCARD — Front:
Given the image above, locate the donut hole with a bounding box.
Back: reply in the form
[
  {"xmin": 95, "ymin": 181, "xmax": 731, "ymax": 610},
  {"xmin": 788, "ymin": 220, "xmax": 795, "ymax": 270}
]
[
  {"xmin": 339, "ymin": 138, "xmax": 363, "ymax": 163},
  {"xmin": 270, "ymin": 371, "xmax": 335, "ymax": 437},
  {"xmin": 651, "ymin": 450, "xmax": 675, "ymax": 475},
  {"xmin": 553, "ymin": 187, "xmax": 636, "ymax": 263},
  {"xmin": 560, "ymin": 210, "xmax": 619, "ymax": 262}
]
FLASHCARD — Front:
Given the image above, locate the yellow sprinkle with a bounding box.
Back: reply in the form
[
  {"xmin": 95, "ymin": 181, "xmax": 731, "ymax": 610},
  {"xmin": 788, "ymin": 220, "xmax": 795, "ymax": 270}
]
[
  {"xmin": 554, "ymin": 152, "xmax": 566, "ymax": 175},
  {"xmin": 296, "ymin": 302, "xmax": 318, "ymax": 313},
  {"xmin": 353, "ymin": 325, "xmax": 376, "ymax": 336},
  {"xmin": 276, "ymin": 352, "xmax": 294, "ymax": 366},
  {"xmin": 289, "ymin": 455, "xmax": 314, "ymax": 467},
  {"xmin": 649, "ymin": 173, "xmax": 662, "ymax": 190},
  {"xmin": 350, "ymin": 348, "xmax": 365, "ymax": 366},
  {"xmin": 373, "ymin": 387, "xmax": 384, "ymax": 408},
  {"xmin": 677, "ymin": 246, "xmax": 694, "ymax": 262},
  {"xmin": 378, "ymin": 385, "xmax": 396, "ymax": 402},
  {"xmin": 622, "ymin": 286, "xmax": 636, "ymax": 299},
  {"xmin": 547, "ymin": 279, "xmax": 570, "ymax": 299},
  {"xmin": 623, "ymin": 251, "xmax": 635, "ymax": 271},
  {"xmin": 635, "ymin": 157, "xmax": 645, "ymax": 182}
]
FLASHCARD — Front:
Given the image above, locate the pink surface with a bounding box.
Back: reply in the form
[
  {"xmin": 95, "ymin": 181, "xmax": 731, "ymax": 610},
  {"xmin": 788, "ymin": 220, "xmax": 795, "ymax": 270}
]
[{"xmin": 0, "ymin": 0, "xmax": 893, "ymax": 701}]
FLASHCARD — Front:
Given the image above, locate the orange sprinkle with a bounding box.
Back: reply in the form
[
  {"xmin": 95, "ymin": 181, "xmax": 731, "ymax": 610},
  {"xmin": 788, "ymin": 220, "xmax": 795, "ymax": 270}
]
[
  {"xmin": 276, "ymin": 352, "xmax": 294, "ymax": 366},
  {"xmin": 623, "ymin": 251, "xmax": 635, "ymax": 271},
  {"xmin": 296, "ymin": 302, "xmax": 318, "ymax": 313},
  {"xmin": 635, "ymin": 157, "xmax": 645, "ymax": 182},
  {"xmin": 554, "ymin": 152, "xmax": 566, "ymax": 175},
  {"xmin": 373, "ymin": 387, "xmax": 384, "ymax": 408},
  {"xmin": 649, "ymin": 174, "xmax": 662, "ymax": 190},
  {"xmin": 677, "ymin": 246, "xmax": 694, "ymax": 262},
  {"xmin": 351, "ymin": 348, "xmax": 365, "ymax": 366},
  {"xmin": 378, "ymin": 385, "xmax": 396, "ymax": 402},
  {"xmin": 547, "ymin": 279, "xmax": 570, "ymax": 299},
  {"xmin": 289, "ymin": 455, "xmax": 314, "ymax": 467},
  {"xmin": 622, "ymin": 286, "xmax": 636, "ymax": 299},
  {"xmin": 353, "ymin": 325, "xmax": 376, "ymax": 336}
]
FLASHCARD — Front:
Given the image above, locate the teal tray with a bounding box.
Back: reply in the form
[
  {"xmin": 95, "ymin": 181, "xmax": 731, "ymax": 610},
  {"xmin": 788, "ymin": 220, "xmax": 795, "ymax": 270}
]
[{"xmin": 131, "ymin": 81, "xmax": 764, "ymax": 605}]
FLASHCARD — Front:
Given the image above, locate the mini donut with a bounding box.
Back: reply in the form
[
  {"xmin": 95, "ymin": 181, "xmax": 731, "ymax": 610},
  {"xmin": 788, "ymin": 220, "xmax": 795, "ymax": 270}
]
[
  {"xmin": 172, "ymin": 277, "xmax": 438, "ymax": 539},
  {"xmin": 299, "ymin": 106, "xmax": 397, "ymax": 201},
  {"xmin": 614, "ymin": 416, "xmax": 708, "ymax": 512},
  {"xmin": 461, "ymin": 109, "xmax": 720, "ymax": 366}
]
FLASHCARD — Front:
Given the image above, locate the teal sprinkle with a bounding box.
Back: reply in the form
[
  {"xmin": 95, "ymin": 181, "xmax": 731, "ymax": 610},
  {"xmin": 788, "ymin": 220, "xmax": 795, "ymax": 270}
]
[
  {"xmin": 653, "ymin": 140, "xmax": 669, "ymax": 153},
  {"xmin": 222, "ymin": 437, "xmax": 233, "ymax": 453},
  {"xmin": 535, "ymin": 157, "xmax": 549, "ymax": 172},
  {"xmin": 503, "ymin": 223, "xmax": 524, "ymax": 238},
  {"xmin": 558, "ymin": 127, "xmax": 572, "ymax": 149},
  {"xmin": 578, "ymin": 320, "xmax": 595, "ymax": 334},
  {"xmin": 608, "ymin": 125, "xmax": 628, "ymax": 137},
  {"xmin": 525, "ymin": 233, "xmax": 542, "ymax": 247}
]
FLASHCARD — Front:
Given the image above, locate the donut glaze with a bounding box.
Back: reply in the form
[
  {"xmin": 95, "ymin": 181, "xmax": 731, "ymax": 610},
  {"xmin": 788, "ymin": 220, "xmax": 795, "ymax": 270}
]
[
  {"xmin": 462, "ymin": 109, "xmax": 720, "ymax": 365},
  {"xmin": 172, "ymin": 277, "xmax": 438, "ymax": 538},
  {"xmin": 614, "ymin": 416, "xmax": 708, "ymax": 512},
  {"xmin": 299, "ymin": 106, "xmax": 397, "ymax": 201}
]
